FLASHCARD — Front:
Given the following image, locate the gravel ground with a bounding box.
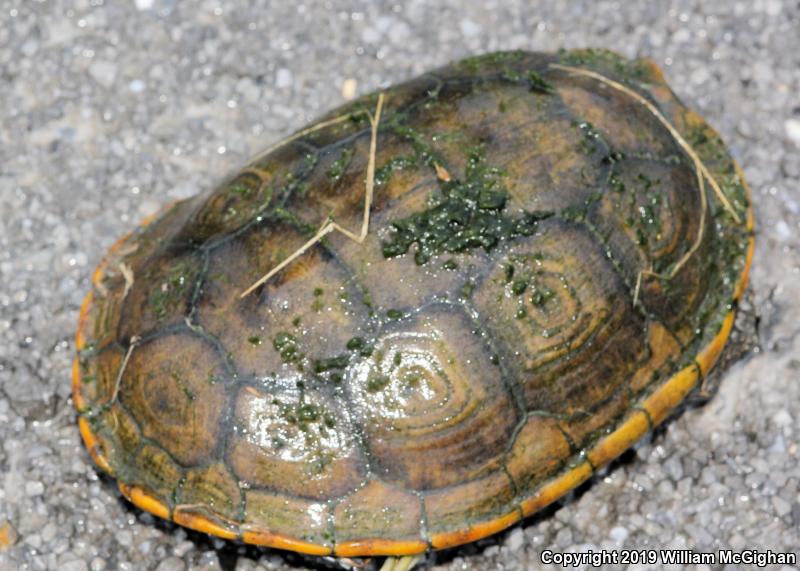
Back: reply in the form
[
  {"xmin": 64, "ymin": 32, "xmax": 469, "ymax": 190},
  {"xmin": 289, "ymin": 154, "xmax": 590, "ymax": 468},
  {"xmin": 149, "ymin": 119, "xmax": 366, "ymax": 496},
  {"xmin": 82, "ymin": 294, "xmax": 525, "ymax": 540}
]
[{"xmin": 1, "ymin": 1, "xmax": 799, "ymax": 570}]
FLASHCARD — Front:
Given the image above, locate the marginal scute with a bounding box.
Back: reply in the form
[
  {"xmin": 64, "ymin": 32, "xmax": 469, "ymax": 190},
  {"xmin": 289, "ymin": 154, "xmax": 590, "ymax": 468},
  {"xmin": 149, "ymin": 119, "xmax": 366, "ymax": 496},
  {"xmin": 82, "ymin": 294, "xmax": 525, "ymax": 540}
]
[
  {"xmin": 78, "ymin": 417, "xmax": 112, "ymax": 474},
  {"xmin": 519, "ymin": 460, "xmax": 593, "ymax": 517},
  {"xmin": 424, "ymin": 471, "xmax": 516, "ymax": 539},
  {"xmin": 177, "ymin": 462, "xmax": 242, "ymax": 522},
  {"xmin": 243, "ymin": 490, "xmax": 332, "ymax": 550},
  {"xmin": 333, "ymin": 480, "xmax": 422, "ymax": 544},
  {"xmin": 125, "ymin": 444, "xmax": 183, "ymax": 507},
  {"xmin": 643, "ymin": 362, "xmax": 701, "ymax": 427},
  {"xmin": 90, "ymin": 199, "xmax": 197, "ymax": 310},
  {"xmin": 119, "ymin": 483, "xmax": 171, "ymax": 520},
  {"xmin": 347, "ymin": 307, "xmax": 518, "ymax": 490},
  {"xmin": 74, "ymin": 344, "xmax": 123, "ymax": 413},
  {"xmin": 505, "ymin": 414, "xmax": 571, "ymax": 493},
  {"xmin": 82, "ymin": 285, "xmax": 124, "ymax": 351},
  {"xmin": 173, "ymin": 506, "xmax": 239, "ymax": 540},
  {"xmin": 92, "ymin": 404, "xmax": 142, "ymax": 463},
  {"xmin": 586, "ymin": 409, "xmax": 650, "ymax": 468},
  {"xmin": 118, "ymin": 333, "xmax": 228, "ymax": 466}
]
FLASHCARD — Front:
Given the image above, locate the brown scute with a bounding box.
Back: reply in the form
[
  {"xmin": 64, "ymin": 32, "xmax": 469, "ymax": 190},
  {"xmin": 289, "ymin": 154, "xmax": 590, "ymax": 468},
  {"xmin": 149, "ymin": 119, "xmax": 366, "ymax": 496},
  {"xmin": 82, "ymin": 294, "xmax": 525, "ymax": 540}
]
[
  {"xmin": 118, "ymin": 333, "xmax": 228, "ymax": 466},
  {"xmin": 73, "ymin": 344, "xmax": 123, "ymax": 413},
  {"xmin": 333, "ymin": 480, "xmax": 423, "ymax": 544},
  {"xmin": 477, "ymin": 87, "xmax": 608, "ymax": 214},
  {"xmin": 178, "ymin": 171, "xmax": 273, "ymax": 246},
  {"xmin": 117, "ymin": 247, "xmax": 203, "ymax": 340},
  {"xmin": 74, "ymin": 49, "xmax": 752, "ymax": 556},
  {"xmin": 628, "ymin": 321, "xmax": 682, "ymax": 396},
  {"xmin": 558, "ymin": 75, "xmax": 676, "ymax": 157},
  {"xmin": 329, "ymin": 179, "xmax": 472, "ymax": 310},
  {"xmin": 196, "ymin": 218, "xmax": 371, "ymax": 378},
  {"xmin": 505, "ymin": 414, "xmax": 571, "ymax": 492},
  {"xmin": 285, "ymin": 130, "xmax": 429, "ymax": 234},
  {"xmin": 126, "ymin": 444, "xmax": 183, "ymax": 507},
  {"xmin": 588, "ymin": 157, "xmax": 701, "ymax": 280},
  {"xmin": 349, "ymin": 308, "xmax": 519, "ymax": 490},
  {"xmin": 243, "ymin": 490, "xmax": 333, "ymax": 549},
  {"xmin": 639, "ymin": 248, "xmax": 707, "ymax": 348},
  {"xmin": 520, "ymin": 297, "xmax": 640, "ymax": 417},
  {"xmin": 473, "ymin": 220, "xmax": 647, "ymax": 416},
  {"xmin": 423, "ymin": 471, "xmax": 516, "ymax": 536},
  {"xmin": 177, "ymin": 462, "xmax": 243, "ymax": 522}
]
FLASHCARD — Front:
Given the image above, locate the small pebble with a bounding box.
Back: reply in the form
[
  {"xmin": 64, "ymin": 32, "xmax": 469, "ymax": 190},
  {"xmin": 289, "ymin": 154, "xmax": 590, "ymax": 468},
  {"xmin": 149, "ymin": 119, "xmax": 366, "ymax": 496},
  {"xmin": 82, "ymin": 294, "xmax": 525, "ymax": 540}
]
[
  {"xmin": 154, "ymin": 556, "xmax": 186, "ymax": 571},
  {"xmin": 25, "ymin": 481, "xmax": 45, "ymax": 497},
  {"xmin": 772, "ymin": 495, "xmax": 792, "ymax": 518},
  {"xmin": 609, "ymin": 526, "xmax": 629, "ymax": 544},
  {"xmin": 275, "ymin": 68, "xmax": 293, "ymax": 89},
  {"xmin": 773, "ymin": 408, "xmax": 793, "ymax": 427},
  {"xmin": 506, "ymin": 527, "xmax": 525, "ymax": 551},
  {"xmin": 88, "ymin": 61, "xmax": 118, "ymax": 89},
  {"xmin": 41, "ymin": 523, "xmax": 57, "ymax": 543},
  {"xmin": 341, "ymin": 78, "xmax": 358, "ymax": 100},
  {"xmin": 0, "ymin": 520, "xmax": 19, "ymax": 550},
  {"xmin": 785, "ymin": 119, "xmax": 800, "ymax": 146},
  {"xmin": 60, "ymin": 560, "xmax": 89, "ymax": 571}
]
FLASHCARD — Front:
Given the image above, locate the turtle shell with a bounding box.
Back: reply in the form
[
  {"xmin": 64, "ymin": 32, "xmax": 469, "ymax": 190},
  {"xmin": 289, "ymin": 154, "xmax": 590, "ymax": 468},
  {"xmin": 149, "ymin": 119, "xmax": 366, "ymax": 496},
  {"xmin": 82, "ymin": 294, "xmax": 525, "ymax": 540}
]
[{"xmin": 74, "ymin": 49, "xmax": 753, "ymax": 557}]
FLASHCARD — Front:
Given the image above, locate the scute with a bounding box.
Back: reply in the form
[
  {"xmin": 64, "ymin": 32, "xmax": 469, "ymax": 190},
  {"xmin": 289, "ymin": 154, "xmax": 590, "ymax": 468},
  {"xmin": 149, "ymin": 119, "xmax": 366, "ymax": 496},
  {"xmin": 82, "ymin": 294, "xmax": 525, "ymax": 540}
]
[
  {"xmin": 242, "ymin": 490, "xmax": 332, "ymax": 553},
  {"xmin": 505, "ymin": 414, "xmax": 571, "ymax": 492},
  {"xmin": 227, "ymin": 383, "xmax": 366, "ymax": 499},
  {"xmin": 196, "ymin": 218, "xmax": 372, "ymax": 378},
  {"xmin": 330, "ymin": 181, "xmax": 475, "ymax": 310},
  {"xmin": 177, "ymin": 462, "xmax": 243, "ymax": 523},
  {"xmin": 473, "ymin": 219, "xmax": 645, "ymax": 416},
  {"xmin": 118, "ymin": 248, "xmax": 204, "ymax": 340},
  {"xmin": 424, "ymin": 470, "xmax": 518, "ymax": 547},
  {"xmin": 346, "ymin": 306, "xmax": 519, "ymax": 490},
  {"xmin": 75, "ymin": 49, "xmax": 753, "ymax": 557},
  {"xmin": 117, "ymin": 332, "xmax": 228, "ymax": 466},
  {"xmin": 333, "ymin": 481, "xmax": 423, "ymax": 546}
]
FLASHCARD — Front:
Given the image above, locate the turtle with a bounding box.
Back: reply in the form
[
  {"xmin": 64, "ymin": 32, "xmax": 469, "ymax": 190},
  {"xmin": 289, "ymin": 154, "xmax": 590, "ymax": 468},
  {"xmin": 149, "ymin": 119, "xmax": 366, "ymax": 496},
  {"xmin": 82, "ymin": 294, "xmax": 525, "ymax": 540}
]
[{"xmin": 73, "ymin": 49, "xmax": 754, "ymax": 570}]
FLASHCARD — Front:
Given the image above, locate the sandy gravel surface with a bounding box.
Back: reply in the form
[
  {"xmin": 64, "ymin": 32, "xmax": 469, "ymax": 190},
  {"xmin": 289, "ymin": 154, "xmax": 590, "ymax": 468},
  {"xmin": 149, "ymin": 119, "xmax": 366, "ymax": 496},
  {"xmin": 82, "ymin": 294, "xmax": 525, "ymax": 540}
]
[{"xmin": 1, "ymin": 1, "xmax": 798, "ymax": 570}]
